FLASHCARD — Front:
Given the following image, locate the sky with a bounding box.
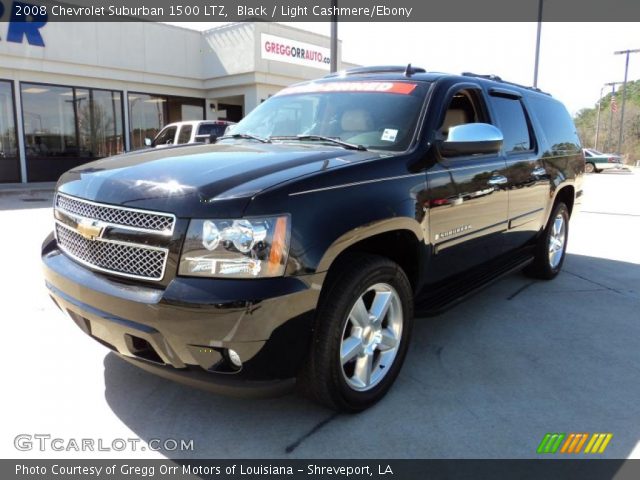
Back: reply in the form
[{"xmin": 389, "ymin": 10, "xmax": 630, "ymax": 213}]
[{"xmin": 167, "ymin": 22, "xmax": 640, "ymax": 115}]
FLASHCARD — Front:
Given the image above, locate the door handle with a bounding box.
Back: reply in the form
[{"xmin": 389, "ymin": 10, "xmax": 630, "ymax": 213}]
[
  {"xmin": 488, "ymin": 175, "xmax": 508, "ymax": 186},
  {"xmin": 532, "ymin": 166, "xmax": 546, "ymax": 176}
]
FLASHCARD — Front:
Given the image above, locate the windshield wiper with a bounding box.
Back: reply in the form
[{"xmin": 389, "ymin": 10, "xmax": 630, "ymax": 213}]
[
  {"xmin": 270, "ymin": 135, "xmax": 367, "ymax": 151},
  {"xmin": 217, "ymin": 133, "xmax": 271, "ymax": 143}
]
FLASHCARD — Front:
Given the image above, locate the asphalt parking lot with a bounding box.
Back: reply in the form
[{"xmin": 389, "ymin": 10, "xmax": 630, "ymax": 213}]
[{"xmin": 1, "ymin": 170, "xmax": 639, "ymax": 460}]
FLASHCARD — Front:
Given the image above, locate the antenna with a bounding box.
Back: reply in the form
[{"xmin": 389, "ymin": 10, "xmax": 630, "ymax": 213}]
[{"xmin": 404, "ymin": 63, "xmax": 415, "ymax": 77}]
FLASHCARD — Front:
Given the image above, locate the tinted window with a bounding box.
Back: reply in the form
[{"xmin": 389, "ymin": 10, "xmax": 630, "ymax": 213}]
[
  {"xmin": 491, "ymin": 96, "xmax": 532, "ymax": 153},
  {"xmin": 197, "ymin": 123, "xmax": 227, "ymax": 137},
  {"xmin": 177, "ymin": 125, "xmax": 192, "ymax": 144},
  {"xmin": 529, "ymin": 96, "xmax": 581, "ymax": 153},
  {"xmin": 153, "ymin": 126, "xmax": 176, "ymax": 146}
]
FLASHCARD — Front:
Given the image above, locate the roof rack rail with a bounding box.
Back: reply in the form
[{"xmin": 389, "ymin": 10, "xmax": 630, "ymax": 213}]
[
  {"xmin": 324, "ymin": 65, "xmax": 426, "ymax": 78},
  {"xmin": 461, "ymin": 71, "xmax": 551, "ymax": 96}
]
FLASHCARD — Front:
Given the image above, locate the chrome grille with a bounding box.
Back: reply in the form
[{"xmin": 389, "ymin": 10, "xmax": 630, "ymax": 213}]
[
  {"xmin": 55, "ymin": 223, "xmax": 167, "ymax": 281},
  {"xmin": 56, "ymin": 193, "xmax": 175, "ymax": 233}
]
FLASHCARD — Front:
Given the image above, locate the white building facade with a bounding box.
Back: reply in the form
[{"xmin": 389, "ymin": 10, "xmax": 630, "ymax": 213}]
[{"xmin": 0, "ymin": 21, "xmax": 352, "ymax": 183}]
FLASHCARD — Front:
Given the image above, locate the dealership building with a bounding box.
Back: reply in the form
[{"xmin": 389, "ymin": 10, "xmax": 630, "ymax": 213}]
[{"xmin": 0, "ymin": 21, "xmax": 354, "ymax": 183}]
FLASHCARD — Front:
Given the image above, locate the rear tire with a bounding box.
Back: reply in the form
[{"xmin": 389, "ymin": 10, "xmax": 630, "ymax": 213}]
[
  {"xmin": 300, "ymin": 253, "xmax": 414, "ymax": 412},
  {"xmin": 524, "ymin": 202, "xmax": 569, "ymax": 280}
]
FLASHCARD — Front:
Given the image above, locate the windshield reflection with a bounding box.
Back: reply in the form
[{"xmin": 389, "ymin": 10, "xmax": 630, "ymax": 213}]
[{"xmin": 222, "ymin": 81, "xmax": 429, "ymax": 152}]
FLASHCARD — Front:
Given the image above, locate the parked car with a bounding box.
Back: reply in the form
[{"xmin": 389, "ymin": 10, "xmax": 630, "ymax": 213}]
[
  {"xmin": 145, "ymin": 120, "xmax": 235, "ymax": 148},
  {"xmin": 582, "ymin": 148, "xmax": 623, "ymax": 173},
  {"xmin": 43, "ymin": 66, "xmax": 584, "ymax": 412}
]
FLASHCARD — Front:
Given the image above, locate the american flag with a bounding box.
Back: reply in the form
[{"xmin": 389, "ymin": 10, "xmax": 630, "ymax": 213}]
[{"xmin": 611, "ymin": 94, "xmax": 618, "ymax": 113}]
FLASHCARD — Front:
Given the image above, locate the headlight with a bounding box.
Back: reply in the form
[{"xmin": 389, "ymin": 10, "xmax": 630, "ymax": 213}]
[{"xmin": 179, "ymin": 216, "xmax": 290, "ymax": 278}]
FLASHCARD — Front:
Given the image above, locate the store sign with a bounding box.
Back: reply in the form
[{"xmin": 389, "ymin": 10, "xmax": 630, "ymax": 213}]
[
  {"xmin": 0, "ymin": 1, "xmax": 47, "ymax": 46},
  {"xmin": 261, "ymin": 33, "xmax": 330, "ymax": 71}
]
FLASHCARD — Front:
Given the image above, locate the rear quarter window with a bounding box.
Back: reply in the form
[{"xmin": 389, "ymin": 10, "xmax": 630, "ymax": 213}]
[
  {"xmin": 197, "ymin": 124, "xmax": 227, "ymax": 137},
  {"xmin": 528, "ymin": 96, "xmax": 581, "ymax": 154}
]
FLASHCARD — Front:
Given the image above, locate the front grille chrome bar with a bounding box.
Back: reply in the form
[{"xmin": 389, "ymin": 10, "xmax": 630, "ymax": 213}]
[
  {"xmin": 55, "ymin": 193, "xmax": 176, "ymax": 235},
  {"xmin": 53, "ymin": 193, "xmax": 174, "ymax": 281},
  {"xmin": 55, "ymin": 222, "xmax": 169, "ymax": 281}
]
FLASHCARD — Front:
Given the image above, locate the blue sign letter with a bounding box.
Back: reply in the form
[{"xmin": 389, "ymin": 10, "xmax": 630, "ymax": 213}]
[{"xmin": 7, "ymin": 1, "xmax": 47, "ymax": 47}]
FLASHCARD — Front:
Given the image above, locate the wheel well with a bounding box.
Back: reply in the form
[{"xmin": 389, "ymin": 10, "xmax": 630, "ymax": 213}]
[
  {"xmin": 554, "ymin": 185, "xmax": 575, "ymax": 217},
  {"xmin": 329, "ymin": 230, "xmax": 421, "ymax": 291}
]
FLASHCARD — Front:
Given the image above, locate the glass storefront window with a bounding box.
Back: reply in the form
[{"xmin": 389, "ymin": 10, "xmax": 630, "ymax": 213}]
[
  {"xmin": 21, "ymin": 82, "xmax": 124, "ymax": 182},
  {"xmin": 0, "ymin": 81, "xmax": 19, "ymax": 183},
  {"xmin": 80, "ymin": 90, "xmax": 124, "ymax": 158},
  {"xmin": 129, "ymin": 92, "xmax": 204, "ymax": 149},
  {"xmin": 128, "ymin": 93, "xmax": 167, "ymax": 150}
]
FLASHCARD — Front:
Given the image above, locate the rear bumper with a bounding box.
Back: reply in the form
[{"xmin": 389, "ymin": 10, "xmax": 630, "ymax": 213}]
[{"xmin": 42, "ymin": 233, "xmax": 323, "ymax": 396}]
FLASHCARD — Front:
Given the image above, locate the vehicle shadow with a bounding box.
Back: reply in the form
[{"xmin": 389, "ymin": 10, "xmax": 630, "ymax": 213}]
[
  {"xmin": 102, "ymin": 253, "xmax": 640, "ymax": 461},
  {"xmin": 102, "ymin": 352, "xmax": 332, "ymax": 459}
]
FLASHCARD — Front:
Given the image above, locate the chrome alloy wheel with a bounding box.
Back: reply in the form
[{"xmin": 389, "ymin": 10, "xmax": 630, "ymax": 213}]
[
  {"xmin": 548, "ymin": 213, "xmax": 567, "ymax": 269},
  {"xmin": 339, "ymin": 283, "xmax": 403, "ymax": 392}
]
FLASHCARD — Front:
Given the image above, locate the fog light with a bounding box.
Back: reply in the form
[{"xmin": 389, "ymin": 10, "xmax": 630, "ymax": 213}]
[{"xmin": 227, "ymin": 349, "xmax": 242, "ymax": 368}]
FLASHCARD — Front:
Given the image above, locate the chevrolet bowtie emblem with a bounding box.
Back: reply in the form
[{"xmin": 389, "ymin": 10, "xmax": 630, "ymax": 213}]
[{"xmin": 76, "ymin": 219, "xmax": 105, "ymax": 241}]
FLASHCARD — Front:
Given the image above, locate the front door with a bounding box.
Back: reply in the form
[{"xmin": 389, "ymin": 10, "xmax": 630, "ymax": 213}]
[{"xmin": 426, "ymin": 85, "xmax": 509, "ymax": 282}]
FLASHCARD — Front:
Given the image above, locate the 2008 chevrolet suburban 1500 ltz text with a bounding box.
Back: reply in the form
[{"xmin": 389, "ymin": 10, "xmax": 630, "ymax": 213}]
[{"xmin": 42, "ymin": 66, "xmax": 584, "ymax": 412}]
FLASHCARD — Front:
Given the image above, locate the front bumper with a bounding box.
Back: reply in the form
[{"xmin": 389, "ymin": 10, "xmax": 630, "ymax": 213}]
[{"xmin": 42, "ymin": 233, "xmax": 324, "ymax": 396}]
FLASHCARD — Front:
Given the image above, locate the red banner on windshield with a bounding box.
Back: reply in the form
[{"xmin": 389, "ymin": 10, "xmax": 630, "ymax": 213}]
[{"xmin": 276, "ymin": 81, "xmax": 418, "ymax": 96}]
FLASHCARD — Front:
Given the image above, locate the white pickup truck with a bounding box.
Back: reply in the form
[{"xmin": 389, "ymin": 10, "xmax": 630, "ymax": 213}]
[{"xmin": 146, "ymin": 120, "xmax": 235, "ymax": 148}]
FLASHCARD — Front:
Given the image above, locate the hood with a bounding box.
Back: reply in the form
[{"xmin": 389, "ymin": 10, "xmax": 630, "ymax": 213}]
[{"xmin": 57, "ymin": 143, "xmax": 382, "ymax": 217}]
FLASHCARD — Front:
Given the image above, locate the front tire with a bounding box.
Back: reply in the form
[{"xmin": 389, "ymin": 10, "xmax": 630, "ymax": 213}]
[
  {"xmin": 300, "ymin": 253, "xmax": 414, "ymax": 412},
  {"xmin": 524, "ymin": 202, "xmax": 569, "ymax": 280},
  {"xmin": 585, "ymin": 162, "xmax": 597, "ymax": 174}
]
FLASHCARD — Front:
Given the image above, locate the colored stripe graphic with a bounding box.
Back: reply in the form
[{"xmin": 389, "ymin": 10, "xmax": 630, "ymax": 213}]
[
  {"xmin": 584, "ymin": 433, "xmax": 613, "ymax": 454},
  {"xmin": 537, "ymin": 433, "xmax": 565, "ymax": 454},
  {"xmin": 560, "ymin": 433, "xmax": 589, "ymax": 453},
  {"xmin": 538, "ymin": 433, "xmax": 612, "ymax": 454}
]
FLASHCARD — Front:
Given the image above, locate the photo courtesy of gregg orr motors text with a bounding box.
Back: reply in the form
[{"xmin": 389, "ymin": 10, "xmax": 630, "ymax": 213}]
[{"xmin": 14, "ymin": 434, "xmax": 194, "ymax": 452}]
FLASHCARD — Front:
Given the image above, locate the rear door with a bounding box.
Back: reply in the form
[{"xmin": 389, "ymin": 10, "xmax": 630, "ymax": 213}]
[
  {"xmin": 427, "ymin": 84, "xmax": 509, "ymax": 282},
  {"xmin": 487, "ymin": 90, "xmax": 550, "ymax": 250}
]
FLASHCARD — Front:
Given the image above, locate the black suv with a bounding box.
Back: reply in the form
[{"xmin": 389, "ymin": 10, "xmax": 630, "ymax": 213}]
[{"xmin": 42, "ymin": 66, "xmax": 584, "ymax": 412}]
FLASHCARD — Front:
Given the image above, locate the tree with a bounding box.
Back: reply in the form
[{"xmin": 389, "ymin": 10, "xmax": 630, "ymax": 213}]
[{"xmin": 575, "ymin": 79, "xmax": 640, "ymax": 163}]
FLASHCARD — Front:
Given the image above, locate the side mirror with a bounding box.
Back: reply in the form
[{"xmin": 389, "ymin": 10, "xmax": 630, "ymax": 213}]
[
  {"xmin": 209, "ymin": 133, "xmax": 218, "ymax": 144},
  {"xmin": 438, "ymin": 123, "xmax": 503, "ymax": 157},
  {"xmin": 144, "ymin": 138, "xmax": 152, "ymax": 147}
]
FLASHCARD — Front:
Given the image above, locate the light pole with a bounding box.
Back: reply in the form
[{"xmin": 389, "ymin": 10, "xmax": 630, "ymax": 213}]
[
  {"xmin": 330, "ymin": 0, "xmax": 338, "ymax": 73},
  {"xmin": 594, "ymin": 85, "xmax": 605, "ymax": 150},
  {"xmin": 614, "ymin": 48, "xmax": 640, "ymax": 154},
  {"xmin": 533, "ymin": 0, "xmax": 543, "ymax": 88},
  {"xmin": 596, "ymin": 82, "xmax": 623, "ymax": 150},
  {"xmin": 604, "ymin": 82, "xmax": 623, "ymax": 152}
]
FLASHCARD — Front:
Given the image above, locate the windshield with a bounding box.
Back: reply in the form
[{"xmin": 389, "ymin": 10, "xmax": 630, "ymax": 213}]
[{"xmin": 224, "ymin": 81, "xmax": 430, "ymax": 151}]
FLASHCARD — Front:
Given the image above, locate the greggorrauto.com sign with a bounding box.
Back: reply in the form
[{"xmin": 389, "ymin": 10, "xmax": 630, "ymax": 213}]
[{"xmin": 261, "ymin": 33, "xmax": 331, "ymax": 70}]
